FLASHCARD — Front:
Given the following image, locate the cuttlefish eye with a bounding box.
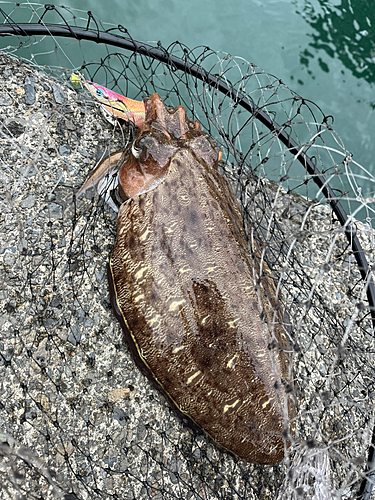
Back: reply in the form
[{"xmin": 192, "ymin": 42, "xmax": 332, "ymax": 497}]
[
  {"xmin": 95, "ymin": 88, "xmax": 104, "ymax": 98},
  {"xmin": 131, "ymin": 141, "xmax": 142, "ymax": 158}
]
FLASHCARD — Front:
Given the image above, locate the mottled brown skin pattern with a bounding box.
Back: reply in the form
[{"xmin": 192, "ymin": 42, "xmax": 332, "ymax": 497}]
[{"xmin": 109, "ymin": 94, "xmax": 295, "ymax": 465}]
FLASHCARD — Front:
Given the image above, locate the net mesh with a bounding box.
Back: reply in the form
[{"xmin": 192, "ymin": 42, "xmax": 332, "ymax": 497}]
[{"xmin": 0, "ymin": 3, "xmax": 374, "ymax": 500}]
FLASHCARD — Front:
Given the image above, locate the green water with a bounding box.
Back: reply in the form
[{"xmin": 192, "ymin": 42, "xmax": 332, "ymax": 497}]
[{"xmin": 1, "ymin": 0, "xmax": 375, "ymax": 193}]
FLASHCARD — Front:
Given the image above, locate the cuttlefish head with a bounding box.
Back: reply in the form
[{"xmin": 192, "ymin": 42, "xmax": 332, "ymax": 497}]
[
  {"xmin": 77, "ymin": 93, "xmax": 221, "ymax": 207},
  {"xmin": 118, "ymin": 93, "xmax": 210, "ymax": 199}
]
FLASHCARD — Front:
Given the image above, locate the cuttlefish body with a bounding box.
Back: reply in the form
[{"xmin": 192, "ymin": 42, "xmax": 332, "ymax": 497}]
[{"xmin": 83, "ymin": 93, "xmax": 295, "ymax": 464}]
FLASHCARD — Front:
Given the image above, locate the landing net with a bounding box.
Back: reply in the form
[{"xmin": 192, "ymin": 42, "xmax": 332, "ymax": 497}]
[{"xmin": 0, "ymin": 4, "xmax": 374, "ymax": 500}]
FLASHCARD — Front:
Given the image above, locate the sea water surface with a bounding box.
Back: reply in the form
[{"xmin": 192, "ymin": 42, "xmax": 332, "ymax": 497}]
[{"xmin": 1, "ymin": 0, "xmax": 374, "ymax": 197}]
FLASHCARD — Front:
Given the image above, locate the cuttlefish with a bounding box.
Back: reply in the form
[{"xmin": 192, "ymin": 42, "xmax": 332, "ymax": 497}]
[{"xmin": 78, "ymin": 91, "xmax": 295, "ymax": 465}]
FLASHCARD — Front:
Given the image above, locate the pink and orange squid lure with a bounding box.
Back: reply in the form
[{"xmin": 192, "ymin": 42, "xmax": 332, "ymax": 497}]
[{"xmin": 71, "ymin": 73, "xmax": 145, "ymax": 127}]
